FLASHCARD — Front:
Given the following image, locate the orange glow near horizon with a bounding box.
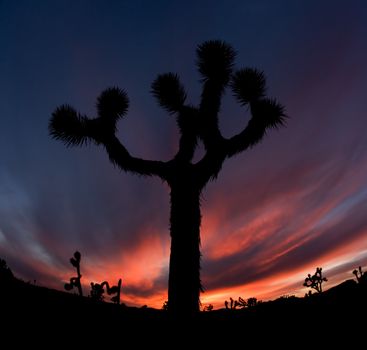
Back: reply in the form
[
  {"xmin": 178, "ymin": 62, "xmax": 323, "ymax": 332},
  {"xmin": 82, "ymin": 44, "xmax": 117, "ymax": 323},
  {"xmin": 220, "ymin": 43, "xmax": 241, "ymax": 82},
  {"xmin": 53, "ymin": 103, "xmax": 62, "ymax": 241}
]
[
  {"xmin": 35, "ymin": 218, "xmax": 367, "ymax": 310},
  {"xmin": 201, "ymin": 236, "xmax": 367, "ymax": 310},
  {"xmin": 9, "ymin": 176, "xmax": 367, "ymax": 311},
  {"xmin": 5, "ymin": 151, "xmax": 367, "ymax": 311}
]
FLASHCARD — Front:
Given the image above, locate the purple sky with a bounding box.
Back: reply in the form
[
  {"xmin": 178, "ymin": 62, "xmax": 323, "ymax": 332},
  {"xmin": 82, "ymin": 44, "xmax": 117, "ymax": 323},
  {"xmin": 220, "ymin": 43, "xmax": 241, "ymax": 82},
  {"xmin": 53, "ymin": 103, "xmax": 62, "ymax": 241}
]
[{"xmin": 1, "ymin": 0, "xmax": 367, "ymax": 308}]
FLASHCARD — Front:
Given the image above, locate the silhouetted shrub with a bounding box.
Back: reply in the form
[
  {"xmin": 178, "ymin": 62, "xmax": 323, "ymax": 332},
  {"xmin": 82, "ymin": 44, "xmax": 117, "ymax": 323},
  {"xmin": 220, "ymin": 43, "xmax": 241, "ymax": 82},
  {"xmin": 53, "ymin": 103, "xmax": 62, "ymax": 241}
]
[
  {"xmin": 279, "ymin": 294, "xmax": 296, "ymax": 299},
  {"xmin": 0, "ymin": 258, "xmax": 14, "ymax": 282},
  {"xmin": 90, "ymin": 279, "xmax": 122, "ymax": 304},
  {"xmin": 236, "ymin": 297, "xmax": 247, "ymax": 308},
  {"xmin": 90, "ymin": 282, "xmax": 105, "ymax": 302},
  {"xmin": 225, "ymin": 296, "xmax": 260, "ymax": 309},
  {"xmin": 247, "ymin": 297, "xmax": 260, "ymax": 308},
  {"xmin": 203, "ymin": 304, "xmax": 214, "ymax": 311},
  {"xmin": 64, "ymin": 251, "xmax": 83, "ymax": 296},
  {"xmin": 225, "ymin": 297, "xmax": 237, "ymax": 309},
  {"xmin": 303, "ymin": 267, "xmax": 327, "ymax": 294},
  {"xmin": 353, "ymin": 266, "xmax": 366, "ymax": 284},
  {"xmin": 162, "ymin": 300, "xmax": 169, "ymax": 311},
  {"xmin": 304, "ymin": 290, "xmax": 312, "ymax": 298},
  {"xmin": 225, "ymin": 297, "xmax": 241, "ymax": 309},
  {"xmin": 108, "ymin": 279, "xmax": 122, "ymax": 304}
]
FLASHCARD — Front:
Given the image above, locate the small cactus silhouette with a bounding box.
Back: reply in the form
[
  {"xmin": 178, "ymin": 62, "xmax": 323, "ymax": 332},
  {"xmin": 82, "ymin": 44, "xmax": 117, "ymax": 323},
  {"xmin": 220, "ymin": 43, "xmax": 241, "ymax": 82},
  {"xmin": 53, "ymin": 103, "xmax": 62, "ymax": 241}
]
[
  {"xmin": 304, "ymin": 290, "xmax": 313, "ymax": 298},
  {"xmin": 303, "ymin": 267, "xmax": 327, "ymax": 294},
  {"xmin": 247, "ymin": 297, "xmax": 261, "ymax": 307},
  {"xmin": 226, "ymin": 297, "xmax": 237, "ymax": 309},
  {"xmin": 90, "ymin": 282, "xmax": 105, "ymax": 301},
  {"xmin": 90, "ymin": 279, "xmax": 122, "ymax": 304},
  {"xmin": 109, "ymin": 279, "xmax": 122, "ymax": 304},
  {"xmin": 203, "ymin": 304, "xmax": 214, "ymax": 312},
  {"xmin": 64, "ymin": 251, "xmax": 83, "ymax": 296},
  {"xmin": 225, "ymin": 296, "xmax": 259, "ymax": 309},
  {"xmin": 162, "ymin": 300, "xmax": 169, "ymax": 311},
  {"xmin": 236, "ymin": 297, "xmax": 247, "ymax": 308},
  {"xmin": 352, "ymin": 266, "xmax": 365, "ymax": 284}
]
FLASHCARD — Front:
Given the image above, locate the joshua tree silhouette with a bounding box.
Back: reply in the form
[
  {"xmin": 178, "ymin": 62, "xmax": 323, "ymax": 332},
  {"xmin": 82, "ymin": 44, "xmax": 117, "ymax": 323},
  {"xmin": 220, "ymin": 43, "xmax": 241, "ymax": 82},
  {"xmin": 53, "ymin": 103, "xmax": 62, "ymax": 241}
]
[
  {"xmin": 353, "ymin": 266, "xmax": 366, "ymax": 284},
  {"xmin": 303, "ymin": 267, "xmax": 327, "ymax": 294},
  {"xmin": 64, "ymin": 251, "xmax": 83, "ymax": 296},
  {"xmin": 225, "ymin": 297, "xmax": 244, "ymax": 309},
  {"xmin": 49, "ymin": 40, "xmax": 286, "ymax": 315},
  {"xmin": 90, "ymin": 279, "xmax": 122, "ymax": 304}
]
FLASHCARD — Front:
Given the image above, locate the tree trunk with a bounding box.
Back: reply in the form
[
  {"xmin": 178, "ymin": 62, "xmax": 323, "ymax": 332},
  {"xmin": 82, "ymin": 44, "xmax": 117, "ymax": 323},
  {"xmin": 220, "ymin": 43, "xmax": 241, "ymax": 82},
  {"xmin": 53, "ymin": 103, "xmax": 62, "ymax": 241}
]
[
  {"xmin": 168, "ymin": 184, "xmax": 202, "ymax": 315},
  {"xmin": 76, "ymin": 264, "xmax": 83, "ymax": 297}
]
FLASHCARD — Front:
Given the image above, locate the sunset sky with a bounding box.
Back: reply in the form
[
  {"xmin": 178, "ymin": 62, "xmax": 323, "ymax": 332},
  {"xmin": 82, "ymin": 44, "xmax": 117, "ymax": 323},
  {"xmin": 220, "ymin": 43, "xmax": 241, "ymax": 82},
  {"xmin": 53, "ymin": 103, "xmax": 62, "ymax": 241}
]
[{"xmin": 1, "ymin": 1, "xmax": 367, "ymax": 309}]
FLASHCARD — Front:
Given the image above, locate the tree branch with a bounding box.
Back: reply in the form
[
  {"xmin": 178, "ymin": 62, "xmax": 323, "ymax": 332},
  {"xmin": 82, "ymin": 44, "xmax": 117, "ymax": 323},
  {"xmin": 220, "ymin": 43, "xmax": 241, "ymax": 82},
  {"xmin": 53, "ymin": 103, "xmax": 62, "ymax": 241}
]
[
  {"xmin": 151, "ymin": 73, "xmax": 200, "ymax": 165},
  {"xmin": 102, "ymin": 135, "xmax": 167, "ymax": 179},
  {"xmin": 226, "ymin": 98, "xmax": 286, "ymax": 158},
  {"xmin": 172, "ymin": 106, "xmax": 199, "ymax": 163},
  {"xmin": 225, "ymin": 117, "xmax": 265, "ymax": 158},
  {"xmin": 198, "ymin": 80, "xmax": 225, "ymax": 150},
  {"xmin": 50, "ymin": 88, "xmax": 168, "ymax": 179},
  {"xmin": 197, "ymin": 41, "xmax": 236, "ymax": 151},
  {"xmin": 151, "ymin": 73, "xmax": 187, "ymax": 115},
  {"xmin": 194, "ymin": 142, "xmax": 226, "ymax": 187},
  {"xmin": 195, "ymin": 98, "xmax": 286, "ymax": 186}
]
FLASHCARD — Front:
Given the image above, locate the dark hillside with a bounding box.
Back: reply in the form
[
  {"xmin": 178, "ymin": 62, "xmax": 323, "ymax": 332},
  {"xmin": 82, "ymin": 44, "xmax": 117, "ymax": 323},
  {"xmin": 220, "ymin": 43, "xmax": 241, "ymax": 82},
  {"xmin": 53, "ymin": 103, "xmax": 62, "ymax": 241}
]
[{"xmin": 1, "ymin": 269, "xmax": 366, "ymax": 342}]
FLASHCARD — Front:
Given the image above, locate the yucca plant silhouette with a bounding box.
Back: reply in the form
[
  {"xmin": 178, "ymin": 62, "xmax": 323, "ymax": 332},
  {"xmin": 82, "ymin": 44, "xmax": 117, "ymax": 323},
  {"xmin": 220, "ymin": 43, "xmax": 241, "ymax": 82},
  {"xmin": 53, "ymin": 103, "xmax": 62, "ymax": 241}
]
[
  {"xmin": 224, "ymin": 296, "xmax": 259, "ymax": 309},
  {"xmin": 352, "ymin": 266, "xmax": 366, "ymax": 284},
  {"xmin": 49, "ymin": 40, "xmax": 286, "ymax": 315},
  {"xmin": 303, "ymin": 267, "xmax": 327, "ymax": 294},
  {"xmin": 225, "ymin": 297, "xmax": 245, "ymax": 309},
  {"xmin": 64, "ymin": 251, "xmax": 83, "ymax": 296},
  {"xmin": 90, "ymin": 279, "xmax": 122, "ymax": 304},
  {"xmin": 247, "ymin": 297, "xmax": 260, "ymax": 307},
  {"xmin": 162, "ymin": 300, "xmax": 169, "ymax": 311},
  {"xmin": 90, "ymin": 282, "xmax": 105, "ymax": 302},
  {"xmin": 203, "ymin": 304, "xmax": 213, "ymax": 312},
  {"xmin": 225, "ymin": 297, "xmax": 237, "ymax": 310}
]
